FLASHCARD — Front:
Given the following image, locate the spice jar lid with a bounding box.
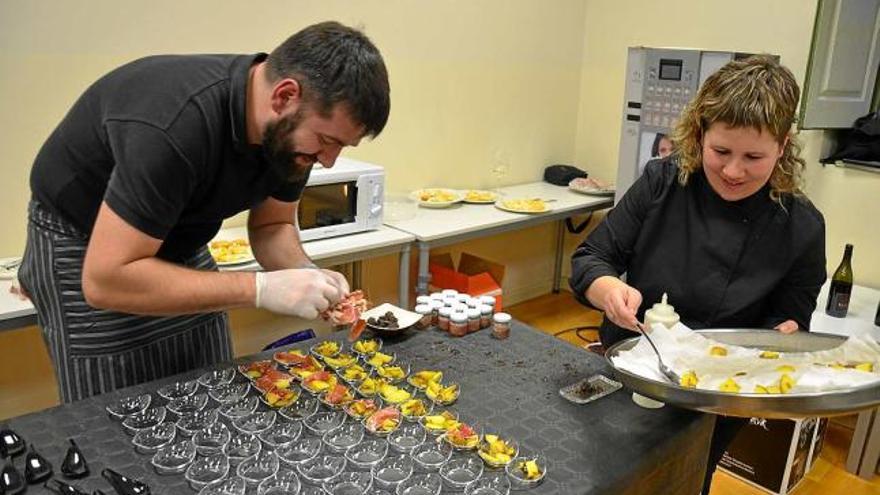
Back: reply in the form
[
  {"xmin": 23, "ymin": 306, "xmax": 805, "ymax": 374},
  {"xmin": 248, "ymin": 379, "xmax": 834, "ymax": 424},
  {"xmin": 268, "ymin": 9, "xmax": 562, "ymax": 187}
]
[
  {"xmin": 479, "ymin": 304, "xmax": 494, "ymax": 314},
  {"xmin": 415, "ymin": 304, "xmax": 431, "ymax": 315},
  {"xmin": 479, "ymin": 295, "xmax": 496, "ymax": 306},
  {"xmin": 439, "ymin": 307, "xmax": 453, "ymax": 317},
  {"xmin": 466, "ymin": 308, "xmax": 481, "ymax": 318},
  {"xmin": 493, "ymin": 312, "xmax": 512, "ymax": 323},
  {"xmin": 429, "ymin": 300, "xmax": 444, "ymax": 310},
  {"xmin": 451, "ymin": 311, "xmax": 468, "ymax": 323},
  {"xmin": 416, "ymin": 295, "xmax": 432, "ymax": 305},
  {"xmin": 429, "ymin": 293, "xmax": 444, "ymax": 300},
  {"xmin": 441, "ymin": 289, "xmax": 459, "ymax": 297}
]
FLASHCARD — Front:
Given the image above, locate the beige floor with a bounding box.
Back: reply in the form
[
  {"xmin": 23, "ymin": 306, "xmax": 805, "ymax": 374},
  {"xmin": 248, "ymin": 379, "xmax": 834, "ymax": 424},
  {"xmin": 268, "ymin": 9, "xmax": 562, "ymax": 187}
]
[{"xmin": 508, "ymin": 292, "xmax": 880, "ymax": 495}]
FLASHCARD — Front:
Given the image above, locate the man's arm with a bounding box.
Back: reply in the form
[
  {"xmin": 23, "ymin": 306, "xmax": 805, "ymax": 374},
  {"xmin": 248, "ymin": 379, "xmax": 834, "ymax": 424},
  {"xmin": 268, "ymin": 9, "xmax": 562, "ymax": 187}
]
[
  {"xmin": 82, "ymin": 202, "xmax": 256, "ymax": 315},
  {"xmin": 248, "ymin": 197, "xmax": 314, "ymax": 270}
]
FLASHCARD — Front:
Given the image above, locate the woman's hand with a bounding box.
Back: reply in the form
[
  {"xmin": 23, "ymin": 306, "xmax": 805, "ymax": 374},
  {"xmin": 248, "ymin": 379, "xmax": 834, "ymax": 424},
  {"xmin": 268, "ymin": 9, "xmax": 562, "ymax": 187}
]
[
  {"xmin": 774, "ymin": 319, "xmax": 799, "ymax": 334},
  {"xmin": 586, "ymin": 276, "xmax": 643, "ymax": 330}
]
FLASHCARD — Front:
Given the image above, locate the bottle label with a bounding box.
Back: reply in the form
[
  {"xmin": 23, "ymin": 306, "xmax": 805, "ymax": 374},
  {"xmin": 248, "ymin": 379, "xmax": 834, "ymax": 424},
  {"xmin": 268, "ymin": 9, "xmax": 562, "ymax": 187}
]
[{"xmin": 831, "ymin": 293, "xmax": 850, "ymax": 312}]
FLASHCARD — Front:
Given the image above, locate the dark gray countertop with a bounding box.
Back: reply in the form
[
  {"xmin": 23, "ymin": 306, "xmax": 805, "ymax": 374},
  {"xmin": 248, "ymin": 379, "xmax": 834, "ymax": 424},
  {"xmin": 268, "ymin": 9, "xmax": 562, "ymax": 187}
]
[{"xmin": 4, "ymin": 321, "xmax": 713, "ymax": 494}]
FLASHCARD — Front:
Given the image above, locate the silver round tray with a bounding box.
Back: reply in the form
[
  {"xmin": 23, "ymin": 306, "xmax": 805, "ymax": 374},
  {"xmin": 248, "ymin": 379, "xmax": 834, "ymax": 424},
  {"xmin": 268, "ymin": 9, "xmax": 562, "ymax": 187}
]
[{"xmin": 605, "ymin": 329, "xmax": 880, "ymax": 418}]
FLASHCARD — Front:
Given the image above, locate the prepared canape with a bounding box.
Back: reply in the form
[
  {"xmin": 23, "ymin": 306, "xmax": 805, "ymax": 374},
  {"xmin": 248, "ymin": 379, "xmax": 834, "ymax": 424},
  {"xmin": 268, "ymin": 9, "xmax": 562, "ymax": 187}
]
[
  {"xmin": 364, "ymin": 407, "xmax": 401, "ymax": 435},
  {"xmin": 302, "ymin": 371, "xmax": 338, "ymax": 394},
  {"xmin": 320, "ymin": 383, "xmax": 355, "ymax": 408},
  {"xmin": 352, "ymin": 338, "xmax": 382, "ymax": 356},
  {"xmin": 378, "ymin": 383, "xmax": 412, "ymax": 404},
  {"xmin": 444, "ymin": 422, "xmax": 480, "ymax": 449},
  {"xmin": 375, "ymin": 364, "xmax": 408, "ymax": 382},
  {"xmin": 421, "ymin": 410, "xmax": 460, "ymax": 434},
  {"xmin": 311, "ymin": 341, "xmax": 341, "ymax": 358},
  {"xmin": 340, "ymin": 363, "xmax": 368, "ymax": 383},
  {"xmin": 357, "ymin": 376, "xmax": 388, "ymax": 397},
  {"xmin": 261, "ymin": 386, "xmax": 300, "ymax": 408},
  {"xmin": 323, "ymin": 353, "xmax": 357, "ymax": 369},
  {"xmin": 238, "ymin": 360, "xmax": 275, "ymax": 380},
  {"xmin": 253, "ymin": 369, "xmax": 293, "ymax": 393},
  {"xmin": 287, "ymin": 355, "xmax": 325, "ymax": 380},
  {"xmin": 273, "ymin": 349, "xmax": 308, "ymax": 366},
  {"xmin": 400, "ymin": 398, "xmax": 431, "ymax": 420},
  {"xmin": 511, "ymin": 458, "xmax": 544, "ymax": 481},
  {"xmin": 407, "ymin": 370, "xmax": 443, "ymax": 390},
  {"xmin": 366, "ymin": 351, "xmax": 395, "ymax": 368},
  {"xmin": 478, "ymin": 434, "xmax": 517, "ymax": 467},
  {"xmin": 344, "ymin": 399, "xmax": 379, "ymax": 420},
  {"xmin": 425, "ymin": 381, "xmax": 460, "ymax": 405}
]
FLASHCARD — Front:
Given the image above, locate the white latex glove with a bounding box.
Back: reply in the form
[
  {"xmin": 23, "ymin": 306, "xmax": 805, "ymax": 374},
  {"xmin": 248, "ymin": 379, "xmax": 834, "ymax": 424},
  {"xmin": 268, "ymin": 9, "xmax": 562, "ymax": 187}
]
[
  {"xmin": 320, "ymin": 269, "xmax": 351, "ymax": 296},
  {"xmin": 254, "ymin": 269, "xmax": 344, "ymax": 319}
]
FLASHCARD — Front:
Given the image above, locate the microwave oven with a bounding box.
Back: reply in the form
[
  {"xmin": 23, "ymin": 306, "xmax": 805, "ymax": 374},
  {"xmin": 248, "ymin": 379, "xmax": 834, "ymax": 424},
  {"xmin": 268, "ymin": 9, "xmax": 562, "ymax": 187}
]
[{"xmin": 297, "ymin": 157, "xmax": 384, "ymax": 242}]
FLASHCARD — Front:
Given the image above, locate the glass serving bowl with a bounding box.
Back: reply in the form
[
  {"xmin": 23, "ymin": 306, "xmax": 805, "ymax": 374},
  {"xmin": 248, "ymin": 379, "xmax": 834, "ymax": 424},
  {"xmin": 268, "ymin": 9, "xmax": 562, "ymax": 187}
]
[
  {"xmin": 375, "ymin": 363, "xmax": 411, "ymax": 384},
  {"xmin": 106, "ymin": 393, "xmax": 151, "ymax": 419},
  {"xmin": 185, "ymin": 453, "xmax": 229, "ymax": 491},
  {"xmin": 399, "ymin": 398, "xmax": 433, "ymax": 423},
  {"xmin": 322, "ymin": 352, "xmax": 358, "ymax": 370},
  {"xmin": 157, "ymin": 380, "xmax": 199, "ymax": 400},
  {"xmin": 440, "ymin": 455, "xmax": 484, "ymax": 490},
  {"xmin": 337, "ymin": 363, "xmax": 370, "ymax": 385},
  {"xmin": 167, "ymin": 392, "xmax": 209, "ymax": 416},
  {"xmin": 197, "ymin": 475, "xmax": 247, "ymax": 495},
  {"xmin": 237, "ymin": 450, "xmax": 280, "ymax": 487},
  {"xmin": 176, "ymin": 408, "xmax": 219, "ymax": 436},
  {"xmin": 132, "ymin": 422, "xmax": 177, "ymax": 454},
  {"xmin": 344, "ymin": 437, "xmax": 388, "ymax": 470},
  {"xmin": 276, "ymin": 436, "xmax": 323, "ymax": 467},
  {"xmin": 371, "ymin": 454, "xmax": 414, "ymax": 491},
  {"xmin": 442, "ymin": 421, "xmax": 482, "ymax": 451},
  {"xmin": 257, "ymin": 469, "xmax": 302, "ymax": 495},
  {"xmin": 277, "ymin": 395, "xmax": 319, "ymax": 422},
  {"xmin": 296, "ymin": 454, "xmax": 346, "ymax": 486},
  {"xmin": 219, "ymin": 395, "xmax": 260, "ymax": 420},
  {"xmin": 322, "ymin": 471, "xmax": 372, "ymax": 495},
  {"xmin": 351, "ymin": 337, "xmax": 383, "ymax": 357},
  {"xmin": 122, "ymin": 406, "xmax": 167, "ymax": 435},
  {"xmin": 151, "ymin": 439, "xmax": 196, "ymax": 474},
  {"xmin": 363, "ymin": 408, "xmax": 402, "ymax": 438},
  {"xmin": 258, "ymin": 385, "xmax": 302, "ymax": 410},
  {"xmin": 395, "ymin": 473, "xmax": 443, "ymax": 495},
  {"xmin": 420, "ymin": 409, "xmax": 459, "ymax": 436},
  {"xmin": 238, "ymin": 360, "xmax": 277, "ymax": 381},
  {"xmin": 504, "ymin": 453, "xmax": 547, "ymax": 489},
  {"xmin": 377, "ymin": 383, "xmax": 416, "ymax": 406},
  {"xmin": 411, "ymin": 441, "xmax": 453, "ymax": 472},
  {"xmin": 343, "ymin": 398, "xmax": 381, "ymax": 421},
  {"xmin": 232, "ymin": 410, "xmax": 277, "ymax": 436},
  {"xmin": 364, "ymin": 351, "xmax": 396, "ymax": 369},
  {"xmin": 318, "ymin": 384, "xmax": 356, "ymax": 410},
  {"xmin": 258, "ymin": 421, "xmax": 304, "ymax": 450},
  {"xmin": 321, "ymin": 421, "xmax": 364, "ymax": 453},
  {"xmin": 198, "ymin": 368, "xmax": 236, "ymax": 389},
  {"xmin": 209, "ymin": 382, "xmax": 251, "ymax": 405},
  {"xmin": 224, "ymin": 432, "xmax": 263, "ymax": 467},
  {"xmin": 387, "ymin": 422, "xmax": 426, "ymax": 454},
  {"xmin": 424, "ymin": 381, "xmax": 461, "ymax": 406},
  {"xmin": 192, "ymin": 421, "xmax": 231, "ymax": 456},
  {"xmin": 464, "ymin": 472, "xmax": 510, "ymax": 495},
  {"xmin": 310, "ymin": 340, "xmax": 342, "ymax": 360},
  {"xmin": 302, "ymin": 410, "xmax": 346, "ymax": 436}
]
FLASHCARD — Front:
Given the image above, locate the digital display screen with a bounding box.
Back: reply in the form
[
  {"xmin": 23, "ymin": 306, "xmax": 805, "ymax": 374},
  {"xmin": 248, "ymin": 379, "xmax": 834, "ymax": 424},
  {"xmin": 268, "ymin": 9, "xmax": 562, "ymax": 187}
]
[
  {"xmin": 298, "ymin": 182, "xmax": 357, "ymax": 229},
  {"xmin": 659, "ymin": 59, "xmax": 683, "ymax": 81}
]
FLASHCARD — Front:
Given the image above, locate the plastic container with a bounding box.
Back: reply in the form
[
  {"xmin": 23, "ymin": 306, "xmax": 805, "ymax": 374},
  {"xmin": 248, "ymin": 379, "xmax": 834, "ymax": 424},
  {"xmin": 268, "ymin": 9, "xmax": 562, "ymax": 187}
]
[
  {"xmin": 450, "ymin": 312, "xmax": 468, "ymax": 337},
  {"xmin": 479, "ymin": 304, "xmax": 494, "ymax": 329},
  {"xmin": 466, "ymin": 308, "xmax": 481, "ymax": 333},
  {"xmin": 492, "ymin": 312, "xmax": 511, "ymax": 340},
  {"xmin": 415, "ymin": 304, "xmax": 432, "ymax": 330},
  {"xmin": 643, "ymin": 292, "xmax": 680, "ymax": 330},
  {"xmin": 438, "ymin": 307, "xmax": 452, "ymax": 332}
]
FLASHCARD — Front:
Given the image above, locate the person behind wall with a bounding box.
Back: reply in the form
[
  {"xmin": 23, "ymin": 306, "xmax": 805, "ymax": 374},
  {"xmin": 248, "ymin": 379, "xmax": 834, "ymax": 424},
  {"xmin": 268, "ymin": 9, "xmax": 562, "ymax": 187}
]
[
  {"xmin": 569, "ymin": 55, "xmax": 826, "ymax": 494},
  {"xmin": 651, "ymin": 132, "xmax": 674, "ymax": 159},
  {"xmin": 18, "ymin": 21, "xmax": 391, "ymax": 403}
]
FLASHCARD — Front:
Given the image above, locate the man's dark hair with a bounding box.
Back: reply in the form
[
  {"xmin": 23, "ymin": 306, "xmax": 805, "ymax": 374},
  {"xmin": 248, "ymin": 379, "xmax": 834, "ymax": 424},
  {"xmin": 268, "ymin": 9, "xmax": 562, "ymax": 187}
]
[{"xmin": 267, "ymin": 21, "xmax": 390, "ymax": 138}]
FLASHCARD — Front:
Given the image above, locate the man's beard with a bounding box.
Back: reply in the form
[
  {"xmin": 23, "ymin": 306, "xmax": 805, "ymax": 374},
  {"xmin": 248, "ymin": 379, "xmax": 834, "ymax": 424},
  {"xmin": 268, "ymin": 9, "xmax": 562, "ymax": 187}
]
[{"xmin": 263, "ymin": 109, "xmax": 318, "ymax": 182}]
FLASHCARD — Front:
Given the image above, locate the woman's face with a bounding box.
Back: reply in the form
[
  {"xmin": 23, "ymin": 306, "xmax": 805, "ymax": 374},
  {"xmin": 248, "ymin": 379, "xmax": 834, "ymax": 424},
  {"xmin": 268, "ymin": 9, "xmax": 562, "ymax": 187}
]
[{"xmin": 701, "ymin": 122, "xmax": 785, "ymax": 201}]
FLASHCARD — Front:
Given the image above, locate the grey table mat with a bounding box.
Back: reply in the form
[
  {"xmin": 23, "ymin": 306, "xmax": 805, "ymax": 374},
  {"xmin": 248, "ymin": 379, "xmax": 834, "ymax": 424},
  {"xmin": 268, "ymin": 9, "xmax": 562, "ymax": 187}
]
[{"xmin": 5, "ymin": 321, "xmax": 713, "ymax": 494}]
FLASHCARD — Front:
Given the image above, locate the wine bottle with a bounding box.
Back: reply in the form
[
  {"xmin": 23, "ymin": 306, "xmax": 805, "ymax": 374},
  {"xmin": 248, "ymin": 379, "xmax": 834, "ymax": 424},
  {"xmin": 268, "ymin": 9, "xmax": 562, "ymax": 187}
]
[
  {"xmin": 874, "ymin": 299, "xmax": 879, "ymax": 327},
  {"xmin": 825, "ymin": 244, "xmax": 853, "ymax": 318}
]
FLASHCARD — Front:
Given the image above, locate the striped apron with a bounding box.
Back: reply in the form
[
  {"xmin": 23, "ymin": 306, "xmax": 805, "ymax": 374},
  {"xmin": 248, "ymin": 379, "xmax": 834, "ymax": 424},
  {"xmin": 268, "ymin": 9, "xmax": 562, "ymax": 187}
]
[{"xmin": 18, "ymin": 201, "xmax": 233, "ymax": 403}]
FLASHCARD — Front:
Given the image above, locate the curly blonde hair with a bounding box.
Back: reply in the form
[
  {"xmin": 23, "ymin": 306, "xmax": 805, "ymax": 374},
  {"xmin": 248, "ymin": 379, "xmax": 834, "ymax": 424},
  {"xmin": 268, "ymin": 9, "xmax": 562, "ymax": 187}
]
[{"xmin": 671, "ymin": 55, "xmax": 806, "ymax": 202}]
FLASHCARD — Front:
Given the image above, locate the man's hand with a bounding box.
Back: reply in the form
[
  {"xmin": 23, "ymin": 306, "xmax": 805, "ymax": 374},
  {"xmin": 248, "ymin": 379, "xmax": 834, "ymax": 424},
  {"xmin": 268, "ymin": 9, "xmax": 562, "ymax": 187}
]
[
  {"xmin": 586, "ymin": 276, "xmax": 642, "ymax": 330},
  {"xmin": 255, "ymin": 268, "xmax": 345, "ymax": 319},
  {"xmin": 774, "ymin": 319, "xmax": 799, "ymax": 334}
]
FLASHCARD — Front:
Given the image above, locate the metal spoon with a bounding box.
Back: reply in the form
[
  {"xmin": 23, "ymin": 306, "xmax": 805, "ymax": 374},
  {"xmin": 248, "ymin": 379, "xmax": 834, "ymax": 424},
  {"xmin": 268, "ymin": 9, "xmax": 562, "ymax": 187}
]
[{"xmin": 635, "ymin": 322, "xmax": 681, "ymax": 385}]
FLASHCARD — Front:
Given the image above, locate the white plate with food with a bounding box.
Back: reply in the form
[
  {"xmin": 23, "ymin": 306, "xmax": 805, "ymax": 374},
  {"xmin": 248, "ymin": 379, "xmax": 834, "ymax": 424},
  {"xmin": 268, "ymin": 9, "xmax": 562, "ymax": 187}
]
[
  {"xmin": 461, "ymin": 190, "xmax": 499, "ymax": 204},
  {"xmin": 209, "ymin": 238, "xmax": 256, "ymax": 266},
  {"xmin": 568, "ymin": 177, "xmax": 615, "ymax": 196},
  {"xmin": 494, "ymin": 198, "xmax": 552, "ymax": 214},
  {"xmin": 410, "ymin": 188, "xmax": 464, "ymax": 208}
]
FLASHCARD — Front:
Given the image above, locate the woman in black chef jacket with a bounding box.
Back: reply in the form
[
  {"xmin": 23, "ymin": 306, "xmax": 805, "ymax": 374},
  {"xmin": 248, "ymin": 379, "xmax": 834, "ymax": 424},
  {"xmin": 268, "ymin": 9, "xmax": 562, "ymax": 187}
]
[{"xmin": 570, "ymin": 55, "xmax": 826, "ymax": 494}]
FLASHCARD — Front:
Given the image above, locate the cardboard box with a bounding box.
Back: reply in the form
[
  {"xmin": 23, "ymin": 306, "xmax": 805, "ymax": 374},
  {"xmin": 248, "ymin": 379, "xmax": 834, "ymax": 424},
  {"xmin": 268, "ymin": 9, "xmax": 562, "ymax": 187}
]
[
  {"xmin": 718, "ymin": 417, "xmax": 827, "ymax": 495},
  {"xmin": 428, "ymin": 252, "xmax": 505, "ymax": 310}
]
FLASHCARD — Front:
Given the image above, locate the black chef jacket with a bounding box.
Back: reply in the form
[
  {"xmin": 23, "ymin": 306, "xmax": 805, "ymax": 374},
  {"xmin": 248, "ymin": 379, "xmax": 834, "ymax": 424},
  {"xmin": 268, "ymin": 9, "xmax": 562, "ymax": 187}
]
[
  {"xmin": 570, "ymin": 157, "xmax": 826, "ymax": 347},
  {"xmin": 30, "ymin": 53, "xmax": 308, "ymax": 261}
]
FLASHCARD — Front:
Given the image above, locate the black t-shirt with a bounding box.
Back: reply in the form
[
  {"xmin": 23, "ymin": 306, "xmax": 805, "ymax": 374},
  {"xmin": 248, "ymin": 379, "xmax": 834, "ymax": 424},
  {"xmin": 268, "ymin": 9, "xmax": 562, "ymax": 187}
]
[
  {"xmin": 30, "ymin": 53, "xmax": 307, "ymax": 261},
  {"xmin": 570, "ymin": 158, "xmax": 827, "ymax": 347}
]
